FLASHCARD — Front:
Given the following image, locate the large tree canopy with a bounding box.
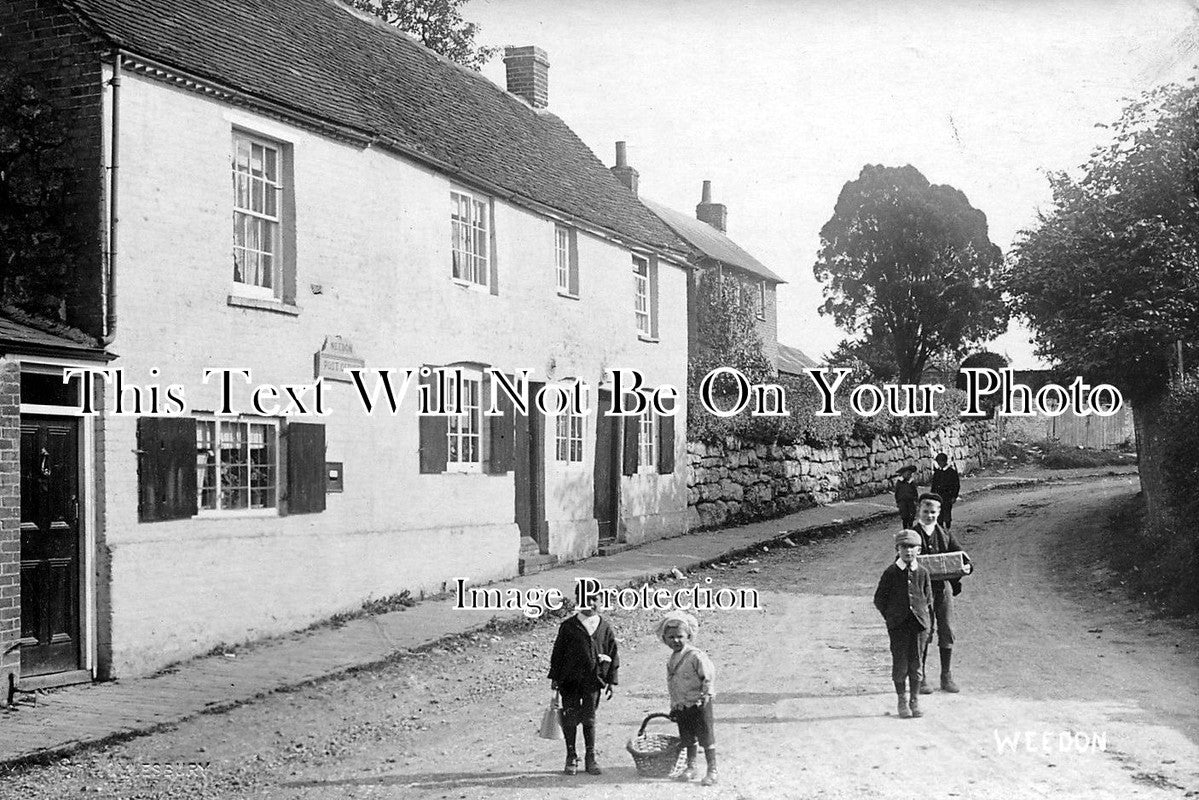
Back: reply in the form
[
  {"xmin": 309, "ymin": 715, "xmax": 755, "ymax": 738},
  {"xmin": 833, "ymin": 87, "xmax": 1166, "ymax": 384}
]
[
  {"xmin": 814, "ymin": 164, "xmax": 1007, "ymax": 384},
  {"xmin": 1005, "ymin": 82, "xmax": 1199, "ymax": 405},
  {"xmin": 346, "ymin": 0, "xmax": 498, "ymax": 70}
]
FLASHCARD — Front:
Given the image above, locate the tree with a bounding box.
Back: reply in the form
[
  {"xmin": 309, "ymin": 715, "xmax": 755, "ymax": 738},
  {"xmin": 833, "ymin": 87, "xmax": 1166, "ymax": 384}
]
[
  {"xmin": 346, "ymin": 0, "xmax": 498, "ymax": 70},
  {"xmin": 0, "ymin": 59, "xmax": 73, "ymax": 319},
  {"xmin": 690, "ymin": 270, "xmax": 774, "ymax": 388},
  {"xmin": 813, "ymin": 164, "xmax": 1008, "ymax": 384},
  {"xmin": 1005, "ymin": 81, "xmax": 1199, "ymax": 407}
]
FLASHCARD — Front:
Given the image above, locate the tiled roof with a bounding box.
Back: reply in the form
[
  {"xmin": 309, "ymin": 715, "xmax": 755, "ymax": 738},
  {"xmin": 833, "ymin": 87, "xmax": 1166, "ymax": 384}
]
[
  {"xmin": 0, "ymin": 310, "xmax": 111, "ymax": 359},
  {"xmin": 640, "ymin": 198, "xmax": 785, "ymax": 284},
  {"xmin": 63, "ymin": 0, "xmax": 684, "ymax": 253},
  {"xmin": 777, "ymin": 343, "xmax": 819, "ymax": 376}
]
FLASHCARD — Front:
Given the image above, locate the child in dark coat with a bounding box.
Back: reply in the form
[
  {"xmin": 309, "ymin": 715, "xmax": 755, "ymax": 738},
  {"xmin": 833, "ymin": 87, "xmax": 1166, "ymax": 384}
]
[
  {"xmin": 548, "ymin": 607, "xmax": 619, "ymax": 775},
  {"xmin": 873, "ymin": 529, "xmax": 933, "ymax": 719},
  {"xmin": 893, "ymin": 465, "xmax": 919, "ymax": 530}
]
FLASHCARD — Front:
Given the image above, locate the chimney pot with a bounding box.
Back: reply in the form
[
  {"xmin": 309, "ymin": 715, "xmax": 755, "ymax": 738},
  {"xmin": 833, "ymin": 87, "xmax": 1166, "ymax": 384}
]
[
  {"xmin": 503, "ymin": 45, "xmax": 550, "ymax": 108},
  {"xmin": 696, "ymin": 180, "xmax": 727, "ymax": 232},
  {"xmin": 611, "ymin": 141, "xmax": 639, "ymax": 196}
]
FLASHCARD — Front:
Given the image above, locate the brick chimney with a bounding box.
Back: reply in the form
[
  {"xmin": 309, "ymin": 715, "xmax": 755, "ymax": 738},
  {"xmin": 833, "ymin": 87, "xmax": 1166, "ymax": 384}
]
[
  {"xmin": 611, "ymin": 141, "xmax": 639, "ymax": 195},
  {"xmin": 696, "ymin": 180, "xmax": 727, "ymax": 232},
  {"xmin": 503, "ymin": 46, "xmax": 549, "ymax": 108}
]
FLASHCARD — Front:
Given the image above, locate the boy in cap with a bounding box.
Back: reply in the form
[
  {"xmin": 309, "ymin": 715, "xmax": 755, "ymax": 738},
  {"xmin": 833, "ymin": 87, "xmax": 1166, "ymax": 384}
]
[
  {"xmin": 873, "ymin": 530, "xmax": 933, "ymax": 719},
  {"xmin": 893, "ymin": 465, "xmax": 919, "ymax": 530},
  {"xmin": 912, "ymin": 491, "xmax": 966, "ymax": 694},
  {"xmin": 657, "ymin": 611, "xmax": 719, "ymax": 786},
  {"xmin": 930, "ymin": 453, "xmax": 961, "ymax": 529},
  {"xmin": 549, "ymin": 605, "xmax": 619, "ymax": 775}
]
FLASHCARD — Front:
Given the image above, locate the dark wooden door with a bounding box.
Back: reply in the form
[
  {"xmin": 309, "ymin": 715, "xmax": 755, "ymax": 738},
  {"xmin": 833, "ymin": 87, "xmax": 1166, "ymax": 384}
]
[
  {"xmin": 20, "ymin": 416, "xmax": 81, "ymax": 676},
  {"xmin": 593, "ymin": 390, "xmax": 620, "ymax": 542},
  {"xmin": 514, "ymin": 382, "xmax": 547, "ymax": 553}
]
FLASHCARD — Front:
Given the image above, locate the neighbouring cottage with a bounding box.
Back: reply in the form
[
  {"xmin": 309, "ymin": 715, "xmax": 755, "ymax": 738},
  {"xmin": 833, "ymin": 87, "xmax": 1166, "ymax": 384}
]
[
  {"xmin": 2, "ymin": 0, "xmax": 693, "ymax": 682},
  {"xmin": 640, "ymin": 181, "xmax": 786, "ymax": 369}
]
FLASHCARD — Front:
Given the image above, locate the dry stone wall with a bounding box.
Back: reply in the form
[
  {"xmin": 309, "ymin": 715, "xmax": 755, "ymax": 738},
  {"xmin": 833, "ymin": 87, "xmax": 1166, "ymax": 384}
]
[{"xmin": 686, "ymin": 420, "xmax": 997, "ymax": 529}]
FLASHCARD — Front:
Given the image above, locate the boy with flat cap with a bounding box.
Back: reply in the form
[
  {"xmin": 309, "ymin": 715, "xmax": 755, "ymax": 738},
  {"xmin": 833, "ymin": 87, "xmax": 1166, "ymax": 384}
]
[{"xmin": 874, "ymin": 529, "xmax": 933, "ymax": 719}]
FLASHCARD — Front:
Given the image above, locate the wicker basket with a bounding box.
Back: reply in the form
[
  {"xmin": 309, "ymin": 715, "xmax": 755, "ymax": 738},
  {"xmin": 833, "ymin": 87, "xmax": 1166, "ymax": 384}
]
[{"xmin": 626, "ymin": 713, "xmax": 683, "ymax": 778}]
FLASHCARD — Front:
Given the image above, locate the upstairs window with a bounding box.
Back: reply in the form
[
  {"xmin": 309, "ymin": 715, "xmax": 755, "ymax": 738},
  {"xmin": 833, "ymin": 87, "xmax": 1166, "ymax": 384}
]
[
  {"xmin": 451, "ymin": 189, "xmax": 490, "ymax": 287},
  {"xmin": 633, "ymin": 255, "xmax": 650, "ymax": 335},
  {"xmin": 555, "ymin": 225, "xmax": 579, "ymax": 297},
  {"xmin": 232, "ymin": 133, "xmax": 282, "ymax": 297},
  {"xmin": 756, "ymin": 280, "xmax": 767, "ymax": 320}
]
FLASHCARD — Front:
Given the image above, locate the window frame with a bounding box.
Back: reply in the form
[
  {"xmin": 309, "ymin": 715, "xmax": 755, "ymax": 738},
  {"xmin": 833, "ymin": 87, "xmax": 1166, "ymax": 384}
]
[
  {"xmin": 554, "ymin": 406, "xmax": 585, "ymax": 465},
  {"xmin": 555, "ymin": 224, "xmax": 579, "ymax": 298},
  {"xmin": 633, "ymin": 254, "xmax": 650, "ymax": 335},
  {"xmin": 756, "ymin": 280, "xmax": 767, "ymax": 320},
  {"xmin": 445, "ymin": 369, "xmax": 484, "ymax": 473},
  {"xmin": 451, "ymin": 188, "xmax": 491, "ymax": 289},
  {"xmin": 195, "ymin": 415, "xmax": 281, "ymax": 517},
  {"xmin": 637, "ymin": 410, "xmax": 657, "ymax": 473},
  {"xmin": 231, "ymin": 131, "xmax": 284, "ymax": 300}
]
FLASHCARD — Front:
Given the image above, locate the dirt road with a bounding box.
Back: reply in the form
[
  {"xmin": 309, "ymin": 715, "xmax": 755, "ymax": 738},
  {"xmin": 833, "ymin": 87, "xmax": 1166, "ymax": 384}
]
[{"xmin": 3, "ymin": 475, "xmax": 1197, "ymax": 799}]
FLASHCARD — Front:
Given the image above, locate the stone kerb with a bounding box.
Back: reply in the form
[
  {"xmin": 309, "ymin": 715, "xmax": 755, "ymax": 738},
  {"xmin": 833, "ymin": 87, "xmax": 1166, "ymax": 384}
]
[{"xmin": 686, "ymin": 420, "xmax": 996, "ymax": 529}]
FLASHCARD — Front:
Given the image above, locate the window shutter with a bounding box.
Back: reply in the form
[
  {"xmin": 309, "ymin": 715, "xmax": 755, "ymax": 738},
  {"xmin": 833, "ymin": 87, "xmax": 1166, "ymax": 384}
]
[
  {"xmin": 286, "ymin": 422, "xmax": 326, "ymax": 514},
  {"xmin": 621, "ymin": 415, "xmax": 639, "ymax": 476},
  {"xmin": 419, "ymin": 368, "xmax": 448, "ymax": 473},
  {"xmin": 568, "ymin": 229, "xmax": 580, "ymax": 296},
  {"xmin": 487, "ymin": 373, "xmax": 515, "ymax": 474},
  {"xmin": 137, "ymin": 417, "xmax": 197, "ymax": 522},
  {"xmin": 649, "ymin": 255, "xmax": 660, "ymax": 339},
  {"xmin": 657, "ymin": 412, "xmax": 675, "ymax": 474}
]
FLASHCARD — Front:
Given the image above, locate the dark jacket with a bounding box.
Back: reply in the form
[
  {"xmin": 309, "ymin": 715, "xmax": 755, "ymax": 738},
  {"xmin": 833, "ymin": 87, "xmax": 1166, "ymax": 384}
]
[
  {"xmin": 894, "ymin": 479, "xmax": 918, "ymax": 514},
  {"xmin": 548, "ymin": 615, "xmax": 619, "ymax": 694},
  {"xmin": 874, "ymin": 561, "xmax": 933, "ymax": 631},
  {"xmin": 931, "ymin": 466, "xmax": 961, "ymax": 503}
]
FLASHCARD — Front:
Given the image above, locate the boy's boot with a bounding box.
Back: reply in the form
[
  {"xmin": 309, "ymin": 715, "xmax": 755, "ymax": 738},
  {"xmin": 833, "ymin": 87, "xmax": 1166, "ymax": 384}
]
[
  {"xmin": 582, "ymin": 722, "xmax": 602, "ymax": 774},
  {"xmin": 563, "ymin": 710, "xmax": 578, "ymax": 774},
  {"xmin": 895, "ymin": 681, "xmax": 911, "ymax": 718},
  {"xmin": 675, "ymin": 745, "xmax": 698, "ymax": 781},
  {"xmin": 940, "ymin": 648, "xmax": 960, "ymax": 693},
  {"xmin": 563, "ymin": 747, "xmax": 578, "ymax": 775},
  {"xmin": 908, "ymin": 677, "xmax": 923, "ymax": 718},
  {"xmin": 700, "ymin": 748, "xmax": 718, "ymax": 786}
]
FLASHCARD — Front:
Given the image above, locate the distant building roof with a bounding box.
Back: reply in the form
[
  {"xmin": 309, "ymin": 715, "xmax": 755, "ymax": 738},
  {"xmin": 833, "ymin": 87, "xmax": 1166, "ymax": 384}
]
[
  {"xmin": 640, "ymin": 198, "xmax": 785, "ymax": 284},
  {"xmin": 62, "ymin": 0, "xmax": 685, "ymax": 255},
  {"xmin": 777, "ymin": 343, "xmax": 819, "ymax": 376},
  {"xmin": 0, "ymin": 310, "xmax": 111, "ymax": 361}
]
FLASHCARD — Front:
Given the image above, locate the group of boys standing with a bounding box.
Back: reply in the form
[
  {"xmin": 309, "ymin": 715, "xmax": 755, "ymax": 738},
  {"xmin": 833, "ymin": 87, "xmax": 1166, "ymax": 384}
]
[{"xmin": 877, "ymin": 453, "xmax": 965, "ymax": 719}]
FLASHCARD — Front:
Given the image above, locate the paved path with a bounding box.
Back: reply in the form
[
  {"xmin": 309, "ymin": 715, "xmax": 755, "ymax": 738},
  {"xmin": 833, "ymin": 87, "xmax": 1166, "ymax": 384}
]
[{"xmin": 0, "ymin": 465, "xmax": 1138, "ymax": 768}]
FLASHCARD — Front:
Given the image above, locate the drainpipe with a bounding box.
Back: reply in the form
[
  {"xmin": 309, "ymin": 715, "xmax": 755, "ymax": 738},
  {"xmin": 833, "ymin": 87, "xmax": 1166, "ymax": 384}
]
[{"xmin": 102, "ymin": 51, "xmax": 121, "ymax": 345}]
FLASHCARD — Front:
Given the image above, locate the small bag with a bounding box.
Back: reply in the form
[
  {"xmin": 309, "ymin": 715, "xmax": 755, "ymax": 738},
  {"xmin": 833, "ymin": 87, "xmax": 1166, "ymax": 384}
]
[{"xmin": 538, "ymin": 692, "xmax": 563, "ymax": 740}]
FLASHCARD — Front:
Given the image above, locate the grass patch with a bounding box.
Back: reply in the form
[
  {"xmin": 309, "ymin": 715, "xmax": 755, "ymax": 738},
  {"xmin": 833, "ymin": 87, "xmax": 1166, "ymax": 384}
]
[{"xmin": 1108, "ymin": 495, "xmax": 1199, "ymax": 618}]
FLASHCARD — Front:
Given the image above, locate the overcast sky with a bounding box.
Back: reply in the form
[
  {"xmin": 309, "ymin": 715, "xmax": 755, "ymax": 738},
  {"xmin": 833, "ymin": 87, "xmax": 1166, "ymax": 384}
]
[{"xmin": 471, "ymin": 0, "xmax": 1197, "ymax": 370}]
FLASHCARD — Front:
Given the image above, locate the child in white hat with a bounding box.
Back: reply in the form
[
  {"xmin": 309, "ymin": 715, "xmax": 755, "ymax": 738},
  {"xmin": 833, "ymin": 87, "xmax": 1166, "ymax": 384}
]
[{"xmin": 657, "ymin": 611, "xmax": 718, "ymax": 785}]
